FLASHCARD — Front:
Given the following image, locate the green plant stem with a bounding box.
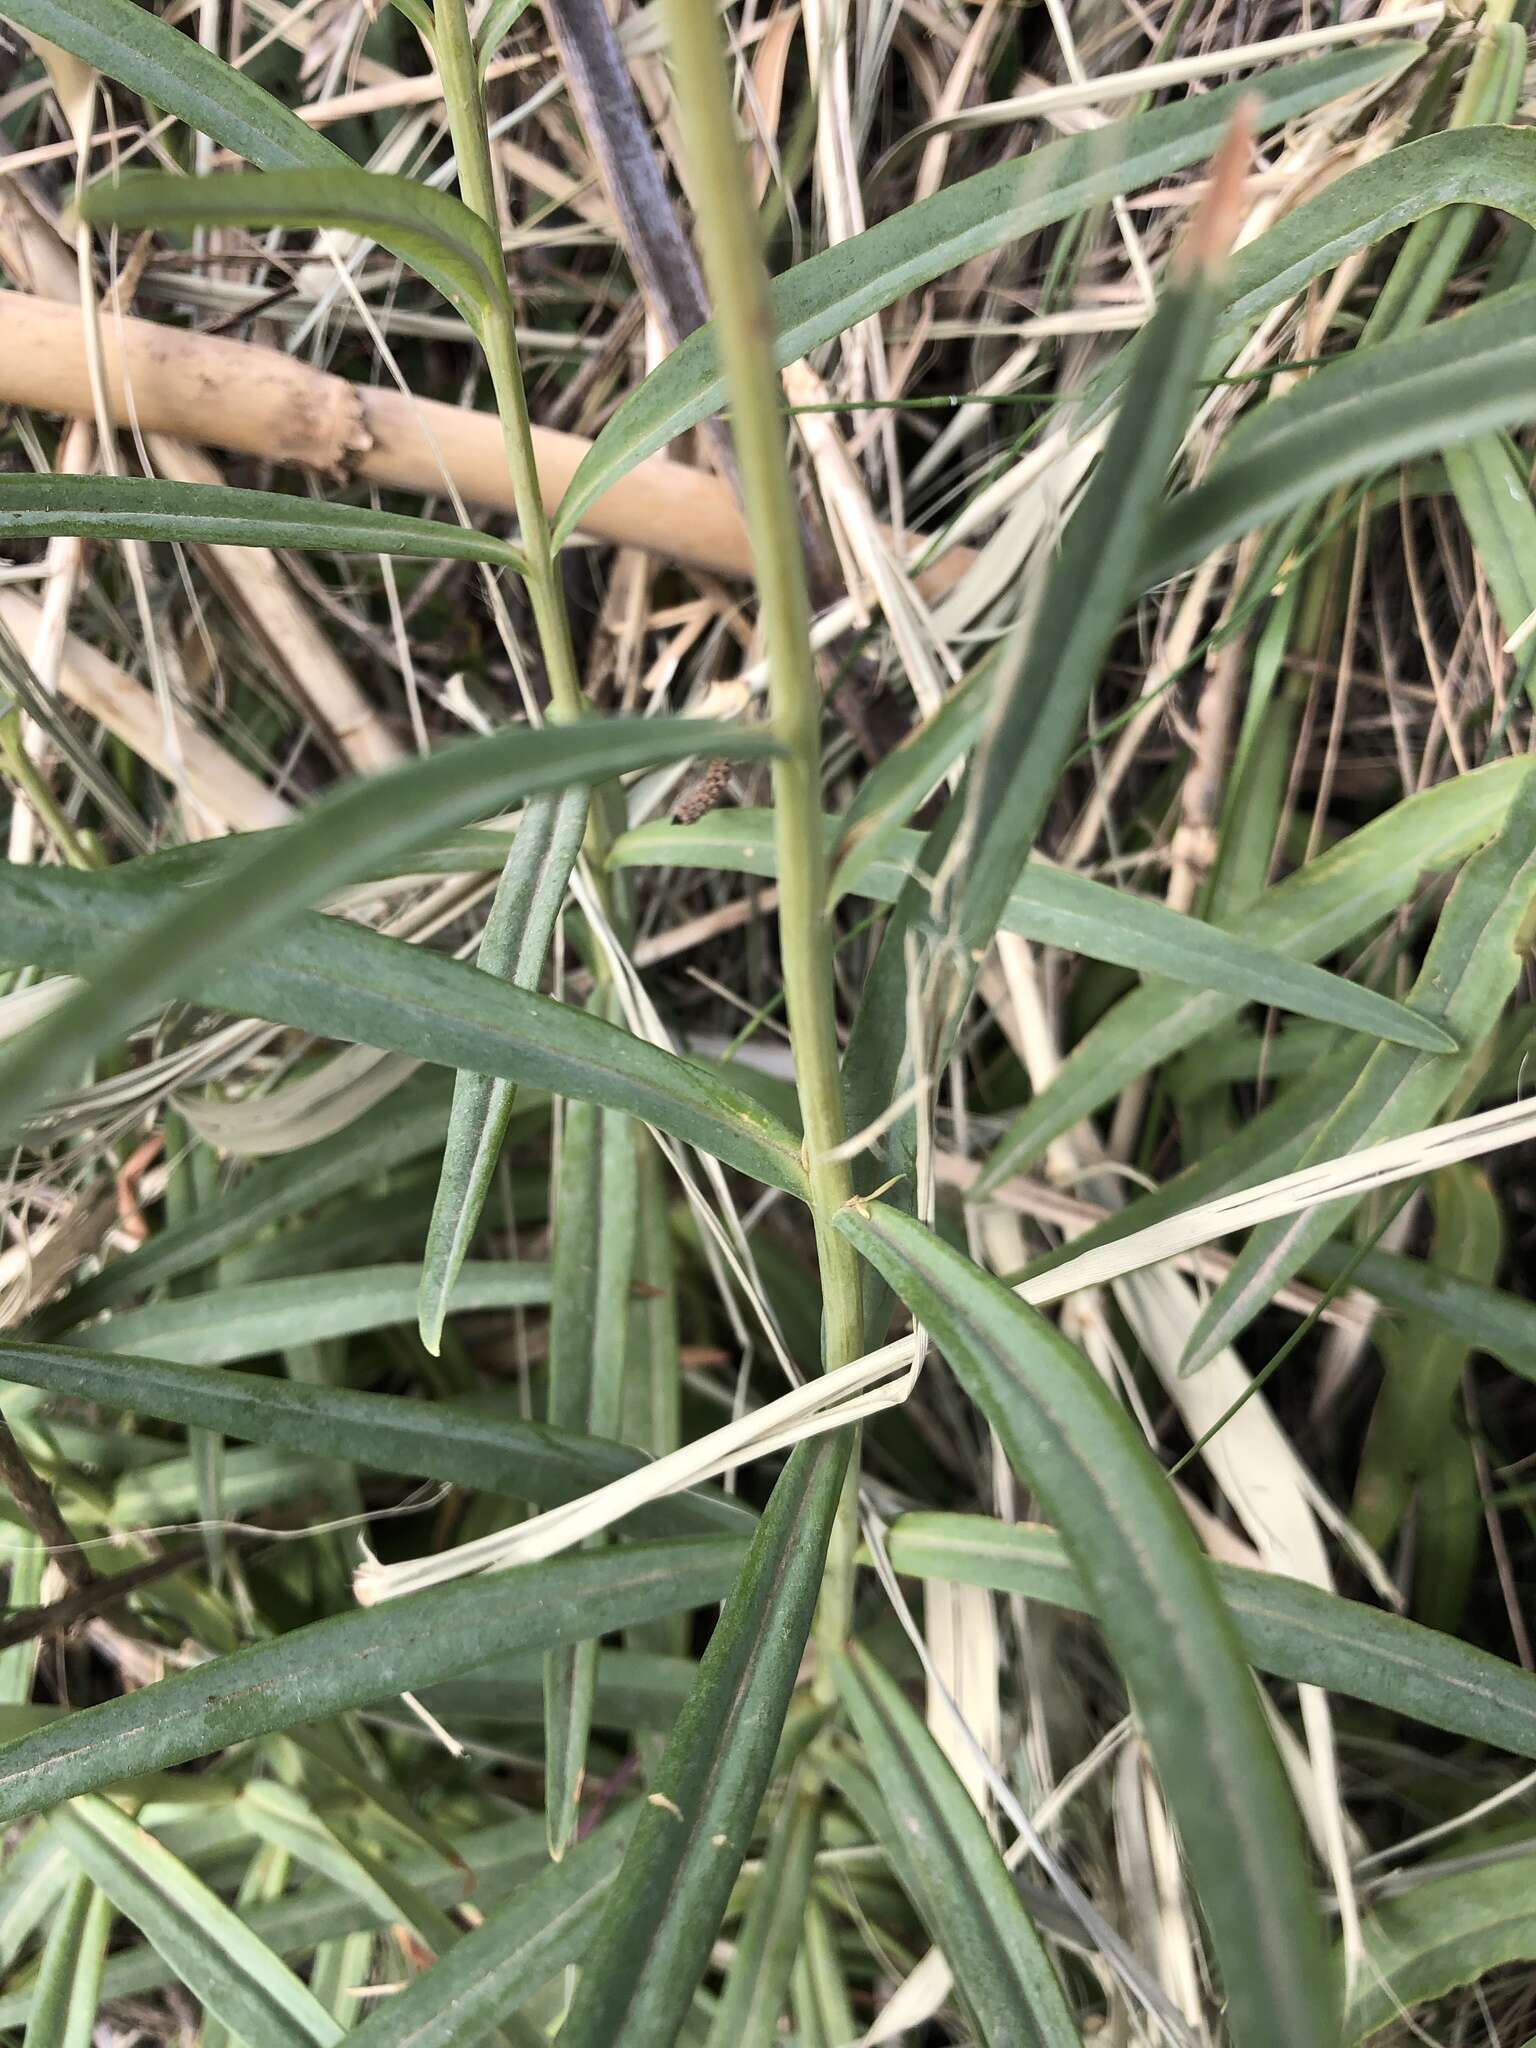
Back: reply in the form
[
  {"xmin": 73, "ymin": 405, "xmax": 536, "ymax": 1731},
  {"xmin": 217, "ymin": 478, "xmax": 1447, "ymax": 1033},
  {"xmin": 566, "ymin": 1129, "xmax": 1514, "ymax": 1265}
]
[
  {"xmin": 432, "ymin": 0, "xmax": 631, "ymax": 937},
  {"xmin": 0, "ymin": 710, "xmax": 99, "ymax": 871},
  {"xmin": 662, "ymin": 0, "xmax": 861, "ymax": 1684},
  {"xmin": 431, "ymin": 0, "xmax": 594, "ymax": 743}
]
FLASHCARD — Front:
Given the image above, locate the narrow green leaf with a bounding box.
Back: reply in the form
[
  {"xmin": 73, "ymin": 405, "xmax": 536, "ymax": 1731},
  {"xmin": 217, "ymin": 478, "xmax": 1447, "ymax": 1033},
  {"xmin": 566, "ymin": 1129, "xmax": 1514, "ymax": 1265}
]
[
  {"xmin": 703, "ymin": 1788, "xmax": 819, "ymax": 2048},
  {"xmin": 0, "ymin": 474, "xmax": 523, "ymax": 570},
  {"xmin": 551, "ymin": 49, "xmax": 1413, "ymax": 546},
  {"xmin": 836, "ymin": 1203, "xmax": 1334, "ymax": 2048},
  {"xmin": 828, "ymin": 660, "xmax": 991, "ymax": 909},
  {"xmin": 0, "ymin": 0, "xmax": 344, "ymax": 172},
  {"xmin": 22, "ymin": 1869, "xmax": 111, "ymax": 2048},
  {"xmin": 36, "ymin": 1073, "xmax": 453, "ymax": 1335},
  {"xmin": 611, "ymin": 811, "xmax": 1454, "ymax": 1052},
  {"xmin": 1445, "ymin": 434, "xmax": 1536, "ymax": 701},
  {"xmin": 833, "ymin": 1643, "xmax": 1077, "ymax": 2047},
  {"xmin": 1183, "ymin": 770, "xmax": 1536, "ymax": 1374},
  {"xmin": 82, "ymin": 168, "xmax": 505, "ymax": 331},
  {"xmin": 0, "ymin": 1819, "xmax": 548, "ymax": 2025},
  {"xmin": 1096, "ymin": 125, "xmax": 1536, "ymax": 415},
  {"xmin": 980, "ymin": 756, "xmax": 1535, "ymax": 1182},
  {"xmin": 545, "ymin": 1055, "xmax": 640, "ymax": 1858},
  {"xmin": 1143, "ymin": 283, "xmax": 1536, "ymax": 587},
  {"xmin": 1307, "ymin": 1238, "xmax": 1536, "ymax": 1385},
  {"xmin": 0, "ymin": 862, "xmax": 804, "ymax": 1194},
  {"xmin": 48, "ymin": 1796, "xmax": 342, "ymax": 2047},
  {"xmin": 957, "ymin": 262, "xmax": 1218, "ymax": 959},
  {"xmin": 1343, "ymin": 1851, "xmax": 1536, "ymax": 2043},
  {"xmin": 0, "ymin": 716, "xmax": 780, "ymax": 1153},
  {"xmin": 0, "ymin": 1338, "xmax": 754, "ymax": 1538},
  {"xmin": 1353, "ymin": 1167, "xmax": 1500, "ymax": 1555},
  {"xmin": 884, "ymin": 1514, "xmax": 1536, "ymax": 1761},
  {"xmin": 0, "ymin": 1539, "xmax": 745, "ymax": 1823},
  {"xmin": 477, "ymin": 0, "xmax": 534, "ymax": 71},
  {"xmin": 560, "ymin": 1432, "xmax": 852, "ymax": 2047},
  {"xmin": 344, "ymin": 1812, "xmax": 636, "ymax": 2048},
  {"xmin": 420, "ymin": 787, "xmax": 586, "ymax": 1353},
  {"xmin": 85, "ymin": 1260, "xmax": 548, "ymax": 1365}
]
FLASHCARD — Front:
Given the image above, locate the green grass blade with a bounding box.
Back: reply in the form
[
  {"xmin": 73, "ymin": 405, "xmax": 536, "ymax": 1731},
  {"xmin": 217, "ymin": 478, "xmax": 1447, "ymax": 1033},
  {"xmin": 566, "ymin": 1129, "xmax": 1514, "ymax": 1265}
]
[
  {"xmin": 22, "ymin": 1869, "xmax": 110, "ymax": 2048},
  {"xmin": 1143, "ymin": 283, "xmax": 1536, "ymax": 587},
  {"xmin": 0, "ymin": 716, "xmax": 777, "ymax": 1149},
  {"xmin": 979, "ymin": 756, "xmax": 1534, "ymax": 1183},
  {"xmin": 836, "ymin": 1203, "xmax": 1335, "ymax": 2048},
  {"xmin": 48, "ymin": 1797, "xmax": 342, "ymax": 2047},
  {"xmin": 828, "ymin": 660, "xmax": 991, "ymax": 908},
  {"xmin": 0, "ymin": 1818, "xmax": 547, "ymax": 2025},
  {"xmin": 1306, "ymin": 1239, "xmax": 1536, "ymax": 1385},
  {"xmin": 1445, "ymin": 434, "xmax": 1536, "ymax": 702},
  {"xmin": 1095, "ymin": 125, "xmax": 1536, "ymax": 414},
  {"xmin": 956, "ymin": 260, "xmax": 1218, "ymax": 959},
  {"xmin": 0, "ymin": 1539, "xmax": 744, "ymax": 1823},
  {"xmin": 551, "ymin": 49, "xmax": 1411, "ymax": 547},
  {"xmin": 611, "ymin": 811, "xmax": 1453, "ymax": 1052},
  {"xmin": 1343, "ymin": 1851, "xmax": 1536, "ymax": 2043},
  {"xmin": 344, "ymin": 1813, "xmax": 635, "ymax": 2048},
  {"xmin": 545, "ymin": 1064, "xmax": 639, "ymax": 1858},
  {"xmin": 560, "ymin": 1432, "xmax": 851, "ymax": 2047},
  {"xmin": 832, "ymin": 1642, "xmax": 1077, "ymax": 2047},
  {"xmin": 81, "ymin": 168, "xmax": 505, "ymax": 332},
  {"xmin": 37, "ymin": 1074, "xmax": 454, "ymax": 1335},
  {"xmin": 884, "ymin": 1514, "xmax": 1536, "ymax": 1760},
  {"xmin": 703, "ymin": 1787, "xmax": 819, "ymax": 2048},
  {"xmin": 1182, "ymin": 771, "xmax": 1536, "ymax": 1374},
  {"xmin": 82, "ymin": 1261, "xmax": 548, "ymax": 1364},
  {"xmin": 0, "ymin": 1339, "xmax": 754, "ymax": 1536},
  {"xmin": 420, "ymin": 787, "xmax": 586, "ymax": 1353},
  {"xmin": 0, "ymin": 475, "xmax": 523, "ymax": 570},
  {"xmin": 1, "ymin": 0, "xmax": 343, "ymax": 171},
  {"xmin": 1353, "ymin": 1167, "xmax": 1500, "ymax": 1571}
]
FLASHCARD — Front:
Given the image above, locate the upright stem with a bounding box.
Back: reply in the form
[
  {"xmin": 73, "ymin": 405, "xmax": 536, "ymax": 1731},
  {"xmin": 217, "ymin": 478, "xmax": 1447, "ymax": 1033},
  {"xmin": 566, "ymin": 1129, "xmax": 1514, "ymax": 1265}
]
[
  {"xmin": 661, "ymin": 0, "xmax": 860, "ymax": 1371},
  {"xmin": 433, "ymin": 0, "xmax": 609, "ymax": 875},
  {"xmin": 663, "ymin": 0, "xmax": 863, "ymax": 1690}
]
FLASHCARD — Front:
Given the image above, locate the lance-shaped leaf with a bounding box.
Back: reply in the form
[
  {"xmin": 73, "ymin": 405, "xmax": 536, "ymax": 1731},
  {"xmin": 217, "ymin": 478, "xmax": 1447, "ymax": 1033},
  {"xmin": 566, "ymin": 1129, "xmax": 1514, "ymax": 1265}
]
[
  {"xmin": 833, "ymin": 1643, "xmax": 1077, "ymax": 2047},
  {"xmin": 0, "ymin": 1539, "xmax": 745, "ymax": 1824},
  {"xmin": 0, "ymin": 861, "xmax": 806, "ymax": 1194},
  {"xmin": 551, "ymin": 48, "xmax": 1412, "ymax": 546},
  {"xmin": 81, "ymin": 168, "xmax": 506, "ymax": 333},
  {"xmin": 545, "ymin": 1049, "xmax": 640, "ymax": 1858},
  {"xmin": 836, "ymin": 1202, "xmax": 1335, "ymax": 2048},
  {"xmin": 884, "ymin": 1515, "xmax": 1536, "ymax": 1760},
  {"xmin": 1182, "ymin": 770, "xmax": 1536, "ymax": 1375},
  {"xmin": 1, "ymin": 0, "xmax": 345, "ymax": 172},
  {"xmin": 49, "ymin": 1797, "xmax": 342, "ymax": 2048},
  {"xmin": 1343, "ymin": 1850, "xmax": 1536, "ymax": 2043},
  {"xmin": 0, "ymin": 474, "xmax": 523, "ymax": 570},
  {"xmin": 1094, "ymin": 124, "xmax": 1536, "ymax": 415},
  {"xmin": 560, "ymin": 1432, "xmax": 851, "ymax": 2047},
  {"xmin": 0, "ymin": 715, "xmax": 777, "ymax": 1148},
  {"xmin": 344, "ymin": 1812, "xmax": 636, "ymax": 2048},
  {"xmin": 702, "ymin": 1787, "xmax": 819, "ymax": 2048},
  {"xmin": 0, "ymin": 1340, "xmax": 754, "ymax": 1538},
  {"xmin": 613, "ymin": 811, "xmax": 1450, "ymax": 1051},
  {"xmin": 1306, "ymin": 1237, "xmax": 1536, "ymax": 1386},
  {"xmin": 79, "ymin": 1261, "xmax": 550, "ymax": 1366},
  {"xmin": 420, "ymin": 786, "xmax": 587, "ymax": 1354},
  {"xmin": 22, "ymin": 1869, "xmax": 110, "ymax": 2048},
  {"xmin": 38, "ymin": 1074, "xmax": 454, "ymax": 1335},
  {"xmin": 980, "ymin": 756, "xmax": 1535, "ymax": 1182},
  {"xmin": 1142, "ymin": 282, "xmax": 1536, "ymax": 588},
  {"xmin": 955, "ymin": 233, "xmax": 1222, "ymax": 959}
]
